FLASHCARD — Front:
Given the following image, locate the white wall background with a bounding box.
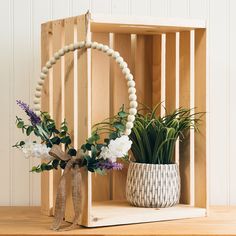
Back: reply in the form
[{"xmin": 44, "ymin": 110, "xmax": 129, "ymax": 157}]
[{"xmin": 0, "ymin": 0, "xmax": 235, "ymax": 206}]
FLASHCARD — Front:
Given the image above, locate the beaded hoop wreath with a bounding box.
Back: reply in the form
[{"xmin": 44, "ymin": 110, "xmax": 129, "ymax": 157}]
[
  {"xmin": 30, "ymin": 41, "xmax": 138, "ymax": 230},
  {"xmin": 33, "ymin": 40, "xmax": 137, "ymax": 136}
]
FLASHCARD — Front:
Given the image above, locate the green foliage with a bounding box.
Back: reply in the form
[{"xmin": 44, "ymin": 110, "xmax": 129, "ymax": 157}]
[{"xmin": 130, "ymin": 104, "xmax": 204, "ymax": 164}]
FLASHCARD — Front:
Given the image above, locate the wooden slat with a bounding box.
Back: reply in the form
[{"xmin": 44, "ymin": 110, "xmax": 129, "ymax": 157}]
[
  {"xmin": 91, "ymin": 32, "xmax": 111, "ymax": 202},
  {"xmin": 194, "ymin": 29, "xmax": 207, "ymax": 208},
  {"xmin": 111, "ymin": 34, "xmax": 131, "ymax": 200},
  {"xmin": 64, "ymin": 17, "xmax": 75, "ymax": 222},
  {"xmin": 179, "ymin": 31, "xmax": 191, "ymax": 204},
  {"xmin": 152, "ymin": 35, "xmax": 162, "ymax": 115},
  {"xmin": 51, "ymin": 20, "xmax": 64, "ymax": 214},
  {"xmin": 134, "ymin": 35, "xmax": 153, "ymax": 109},
  {"xmin": 165, "ymin": 33, "xmax": 176, "ymax": 114},
  {"xmin": 41, "ymin": 22, "xmax": 53, "ymax": 216},
  {"xmin": 77, "ymin": 14, "xmax": 92, "ymax": 225}
]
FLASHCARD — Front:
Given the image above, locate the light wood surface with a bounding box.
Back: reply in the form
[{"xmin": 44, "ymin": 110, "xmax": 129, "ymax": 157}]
[
  {"xmin": 0, "ymin": 206, "xmax": 235, "ymax": 235},
  {"xmin": 194, "ymin": 29, "xmax": 207, "ymax": 209},
  {"xmin": 41, "ymin": 22, "xmax": 53, "ymax": 216},
  {"xmin": 179, "ymin": 31, "xmax": 191, "ymax": 205}
]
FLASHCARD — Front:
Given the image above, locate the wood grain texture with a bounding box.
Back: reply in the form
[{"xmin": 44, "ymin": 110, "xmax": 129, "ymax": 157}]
[
  {"xmin": 41, "ymin": 22, "xmax": 53, "ymax": 216},
  {"xmin": 0, "ymin": 206, "xmax": 235, "ymax": 235},
  {"xmin": 91, "ymin": 32, "xmax": 111, "ymax": 202},
  {"xmin": 111, "ymin": 34, "xmax": 131, "ymax": 200},
  {"xmin": 51, "ymin": 19, "xmax": 64, "ymax": 215},
  {"xmin": 152, "ymin": 35, "xmax": 162, "ymax": 115},
  {"xmin": 64, "ymin": 17, "xmax": 75, "ymax": 222},
  {"xmin": 134, "ymin": 35, "xmax": 153, "ymax": 109},
  {"xmin": 165, "ymin": 33, "xmax": 176, "ymax": 114},
  {"xmin": 179, "ymin": 31, "xmax": 191, "ymax": 204},
  {"xmin": 194, "ymin": 29, "xmax": 207, "ymax": 209}
]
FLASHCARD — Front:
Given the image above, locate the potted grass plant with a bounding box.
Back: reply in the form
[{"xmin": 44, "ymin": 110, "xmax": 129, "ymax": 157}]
[{"xmin": 126, "ymin": 104, "xmax": 203, "ymax": 208}]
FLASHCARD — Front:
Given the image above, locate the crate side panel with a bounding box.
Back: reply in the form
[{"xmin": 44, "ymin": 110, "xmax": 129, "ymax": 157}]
[
  {"xmin": 194, "ymin": 29, "xmax": 207, "ymax": 209},
  {"xmin": 152, "ymin": 35, "xmax": 162, "ymax": 116},
  {"xmin": 91, "ymin": 32, "xmax": 111, "ymax": 202},
  {"xmin": 179, "ymin": 31, "xmax": 191, "ymax": 204},
  {"xmin": 111, "ymin": 34, "xmax": 131, "ymax": 200},
  {"xmin": 41, "ymin": 22, "xmax": 53, "ymax": 216},
  {"xmin": 64, "ymin": 17, "xmax": 76, "ymax": 221}
]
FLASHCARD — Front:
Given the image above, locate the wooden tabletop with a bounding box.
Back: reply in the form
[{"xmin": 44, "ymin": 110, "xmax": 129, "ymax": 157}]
[{"xmin": 0, "ymin": 206, "xmax": 236, "ymax": 236}]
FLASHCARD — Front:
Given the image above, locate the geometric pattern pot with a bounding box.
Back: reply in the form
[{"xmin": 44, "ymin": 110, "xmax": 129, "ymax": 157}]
[{"xmin": 126, "ymin": 163, "xmax": 180, "ymax": 208}]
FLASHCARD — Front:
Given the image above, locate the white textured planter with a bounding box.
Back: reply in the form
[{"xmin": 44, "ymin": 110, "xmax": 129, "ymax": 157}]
[{"xmin": 126, "ymin": 163, "xmax": 180, "ymax": 208}]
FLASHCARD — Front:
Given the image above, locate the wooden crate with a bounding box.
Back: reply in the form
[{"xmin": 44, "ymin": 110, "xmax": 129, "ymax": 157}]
[{"xmin": 40, "ymin": 13, "xmax": 207, "ymax": 227}]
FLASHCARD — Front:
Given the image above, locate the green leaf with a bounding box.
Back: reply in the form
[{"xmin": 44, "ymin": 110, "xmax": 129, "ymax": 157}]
[
  {"xmin": 61, "ymin": 136, "xmax": 71, "ymax": 145},
  {"xmin": 17, "ymin": 121, "xmax": 24, "ymax": 128},
  {"xmin": 52, "ymin": 159, "xmax": 59, "ymax": 169},
  {"xmin": 50, "ymin": 136, "xmax": 61, "ymax": 145},
  {"xmin": 94, "ymin": 168, "xmax": 106, "ymax": 175},
  {"xmin": 26, "ymin": 126, "xmax": 34, "ymax": 136},
  {"xmin": 113, "ymin": 122, "xmax": 125, "ymax": 131},
  {"xmin": 68, "ymin": 148, "xmax": 77, "ymax": 156},
  {"xmin": 118, "ymin": 111, "xmax": 127, "ymax": 118}
]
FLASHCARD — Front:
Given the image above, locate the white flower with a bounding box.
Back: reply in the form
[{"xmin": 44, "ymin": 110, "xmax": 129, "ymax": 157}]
[
  {"xmin": 21, "ymin": 141, "xmax": 53, "ymax": 161},
  {"xmin": 99, "ymin": 135, "xmax": 132, "ymax": 162}
]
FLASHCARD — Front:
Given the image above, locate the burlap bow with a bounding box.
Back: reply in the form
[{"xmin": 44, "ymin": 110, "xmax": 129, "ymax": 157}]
[{"xmin": 49, "ymin": 145, "xmax": 83, "ymax": 231}]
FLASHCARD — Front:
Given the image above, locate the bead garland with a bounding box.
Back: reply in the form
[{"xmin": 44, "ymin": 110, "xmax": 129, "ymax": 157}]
[{"xmin": 33, "ymin": 41, "xmax": 137, "ymax": 136}]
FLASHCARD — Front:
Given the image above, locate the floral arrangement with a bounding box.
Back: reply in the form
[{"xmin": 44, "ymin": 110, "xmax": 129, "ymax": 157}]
[{"xmin": 13, "ymin": 100, "xmax": 132, "ymax": 175}]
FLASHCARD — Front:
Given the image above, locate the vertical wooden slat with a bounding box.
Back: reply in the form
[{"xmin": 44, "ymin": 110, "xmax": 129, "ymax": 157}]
[
  {"xmin": 152, "ymin": 35, "xmax": 162, "ymax": 115},
  {"xmin": 51, "ymin": 19, "xmax": 64, "ymax": 214},
  {"xmin": 77, "ymin": 14, "xmax": 92, "ymax": 225},
  {"xmin": 41, "ymin": 22, "xmax": 53, "ymax": 216},
  {"xmin": 111, "ymin": 34, "xmax": 131, "ymax": 200},
  {"xmin": 91, "ymin": 32, "xmax": 111, "ymax": 202},
  {"xmin": 64, "ymin": 17, "xmax": 75, "ymax": 222},
  {"xmin": 194, "ymin": 29, "xmax": 207, "ymax": 208},
  {"xmin": 179, "ymin": 31, "xmax": 191, "ymax": 204},
  {"xmin": 165, "ymin": 33, "xmax": 176, "ymax": 113},
  {"xmin": 134, "ymin": 35, "xmax": 153, "ymax": 108}
]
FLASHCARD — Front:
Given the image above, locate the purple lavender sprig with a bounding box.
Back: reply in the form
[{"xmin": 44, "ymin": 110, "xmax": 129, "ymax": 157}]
[
  {"xmin": 96, "ymin": 159, "xmax": 123, "ymax": 170},
  {"xmin": 16, "ymin": 100, "xmax": 41, "ymax": 126}
]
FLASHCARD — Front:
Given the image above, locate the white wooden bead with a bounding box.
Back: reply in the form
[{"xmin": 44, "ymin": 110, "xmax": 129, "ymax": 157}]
[
  {"xmin": 130, "ymin": 101, "xmax": 138, "ymax": 108},
  {"xmin": 129, "ymin": 108, "xmax": 137, "ymax": 115},
  {"xmin": 42, "ymin": 67, "xmax": 48, "ymax": 74},
  {"xmin": 102, "ymin": 45, "xmax": 109, "ymax": 52},
  {"xmin": 124, "ymin": 129, "xmax": 132, "ymax": 136},
  {"xmin": 73, "ymin": 42, "xmax": 79, "ymax": 49},
  {"xmin": 69, "ymin": 44, "xmax": 74, "ymax": 51},
  {"xmin": 112, "ymin": 51, "xmax": 120, "ymax": 59},
  {"xmin": 125, "ymin": 73, "xmax": 133, "ymax": 81},
  {"xmin": 37, "ymin": 79, "xmax": 44, "ymax": 86},
  {"xmin": 34, "ymin": 104, "xmax": 41, "ymax": 111},
  {"xmin": 33, "ymin": 98, "xmax": 40, "ymax": 104},
  {"xmin": 122, "ymin": 68, "xmax": 130, "ymax": 75},
  {"xmin": 127, "ymin": 80, "xmax": 135, "ymax": 87},
  {"xmin": 64, "ymin": 45, "xmax": 70, "ymax": 52},
  {"xmin": 35, "ymin": 91, "xmax": 41, "ymax": 98},
  {"xmin": 129, "ymin": 94, "xmax": 137, "ymax": 101},
  {"xmin": 126, "ymin": 122, "xmax": 134, "ymax": 129},
  {"xmin": 35, "ymin": 110, "xmax": 41, "ymax": 116},
  {"xmin": 128, "ymin": 87, "xmax": 136, "ymax": 94},
  {"xmin": 59, "ymin": 48, "xmax": 65, "ymax": 56},
  {"xmin": 46, "ymin": 61, "xmax": 52, "ymax": 69},
  {"xmin": 36, "ymin": 85, "xmax": 42, "ymax": 91},
  {"xmin": 40, "ymin": 72, "xmax": 47, "ymax": 80},
  {"xmin": 128, "ymin": 115, "xmax": 135, "ymax": 122},
  {"xmin": 91, "ymin": 42, "xmax": 98, "ymax": 49},
  {"xmin": 116, "ymin": 56, "xmax": 124, "ymax": 64},
  {"xmin": 106, "ymin": 48, "xmax": 114, "ymax": 56},
  {"xmin": 97, "ymin": 43, "xmax": 103, "ymax": 50},
  {"xmin": 119, "ymin": 62, "xmax": 127, "ymax": 69},
  {"xmin": 79, "ymin": 41, "xmax": 85, "ymax": 48},
  {"xmin": 50, "ymin": 57, "xmax": 56, "ymax": 65},
  {"xmin": 85, "ymin": 41, "xmax": 92, "ymax": 48},
  {"xmin": 54, "ymin": 52, "xmax": 60, "ymax": 59}
]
